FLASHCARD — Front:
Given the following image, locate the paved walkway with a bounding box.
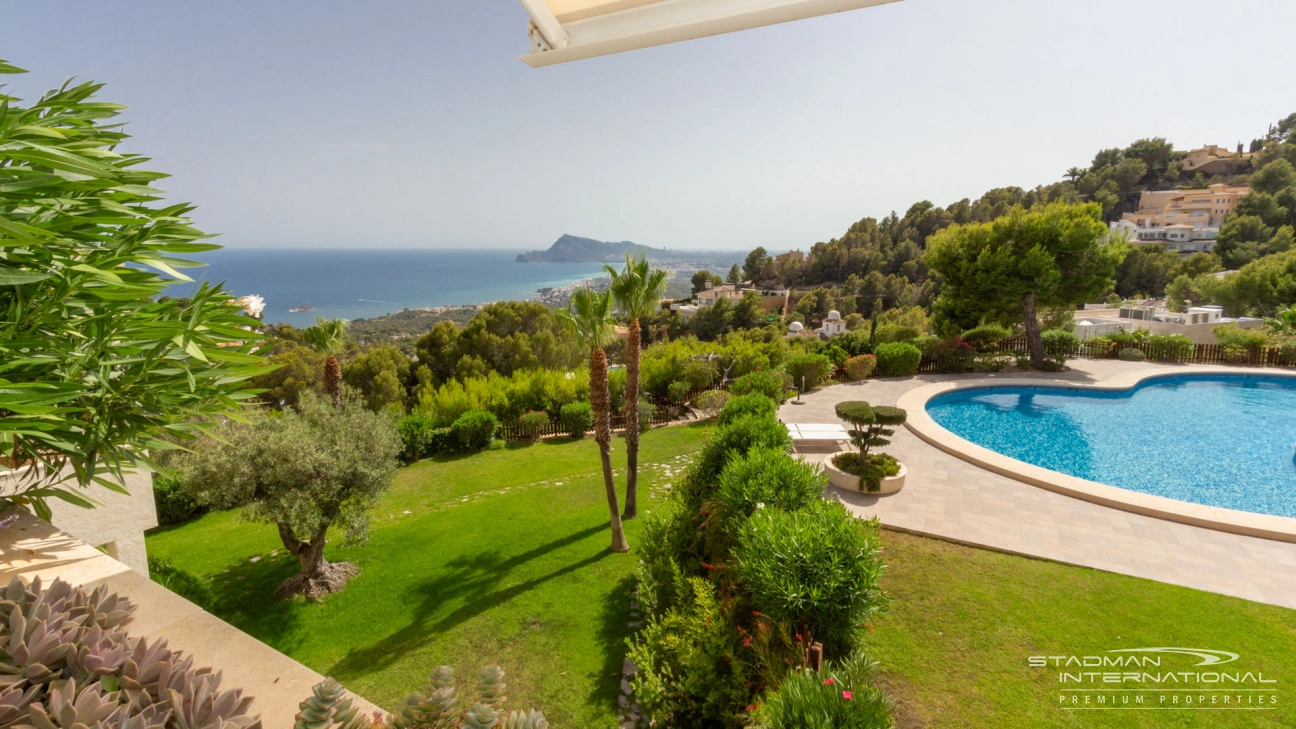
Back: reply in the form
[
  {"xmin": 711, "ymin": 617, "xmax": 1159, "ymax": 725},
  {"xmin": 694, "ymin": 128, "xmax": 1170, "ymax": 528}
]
[{"xmin": 780, "ymin": 359, "xmax": 1296, "ymax": 610}]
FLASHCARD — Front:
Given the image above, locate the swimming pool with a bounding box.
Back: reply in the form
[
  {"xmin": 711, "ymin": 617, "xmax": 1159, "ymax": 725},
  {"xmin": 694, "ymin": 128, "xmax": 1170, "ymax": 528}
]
[{"xmin": 926, "ymin": 374, "xmax": 1296, "ymax": 518}]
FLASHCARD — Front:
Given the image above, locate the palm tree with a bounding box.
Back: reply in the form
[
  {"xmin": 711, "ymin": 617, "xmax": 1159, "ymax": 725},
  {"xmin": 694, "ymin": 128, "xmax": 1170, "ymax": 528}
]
[
  {"xmin": 303, "ymin": 317, "xmax": 349, "ymax": 407},
  {"xmin": 560, "ymin": 287, "xmax": 630, "ymax": 552},
  {"xmin": 605, "ymin": 254, "xmax": 668, "ymax": 520},
  {"xmin": 1064, "ymin": 166, "xmax": 1086, "ymax": 183}
]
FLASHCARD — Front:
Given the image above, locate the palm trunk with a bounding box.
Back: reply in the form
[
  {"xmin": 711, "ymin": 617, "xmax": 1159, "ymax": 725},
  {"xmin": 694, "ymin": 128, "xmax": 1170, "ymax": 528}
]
[
  {"xmin": 591, "ymin": 349, "xmax": 630, "ymax": 553},
  {"xmin": 1022, "ymin": 292, "xmax": 1045, "ymax": 367},
  {"xmin": 622, "ymin": 318, "xmax": 641, "ymax": 520},
  {"xmin": 324, "ymin": 355, "xmax": 342, "ymax": 407}
]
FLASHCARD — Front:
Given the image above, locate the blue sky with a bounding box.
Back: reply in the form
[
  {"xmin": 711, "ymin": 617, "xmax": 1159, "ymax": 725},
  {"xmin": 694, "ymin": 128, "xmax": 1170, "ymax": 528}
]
[{"xmin": 3, "ymin": 0, "xmax": 1294, "ymax": 251}]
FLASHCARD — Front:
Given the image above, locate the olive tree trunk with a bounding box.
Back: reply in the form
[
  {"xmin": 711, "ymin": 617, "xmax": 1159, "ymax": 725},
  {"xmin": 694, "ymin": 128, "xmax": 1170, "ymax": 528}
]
[
  {"xmin": 591, "ymin": 349, "xmax": 630, "ymax": 553},
  {"xmin": 622, "ymin": 318, "xmax": 641, "ymax": 520},
  {"xmin": 1022, "ymin": 291, "xmax": 1046, "ymax": 366},
  {"xmin": 275, "ymin": 521, "xmax": 356, "ymax": 598}
]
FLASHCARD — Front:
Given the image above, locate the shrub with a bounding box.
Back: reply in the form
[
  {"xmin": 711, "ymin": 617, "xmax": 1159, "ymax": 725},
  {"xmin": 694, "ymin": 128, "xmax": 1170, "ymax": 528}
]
[
  {"xmin": 751, "ymin": 653, "xmax": 893, "ymax": 729},
  {"xmin": 1084, "ymin": 335, "xmax": 1119, "ymax": 358},
  {"xmin": 843, "ymin": 354, "xmax": 878, "ymax": 381},
  {"xmin": 627, "ymin": 577, "xmax": 752, "ymax": 727},
  {"xmin": 1214, "ymin": 324, "xmax": 1268, "ymax": 348},
  {"xmin": 396, "ymin": 412, "xmax": 438, "ymax": 462},
  {"xmin": 923, "ymin": 337, "xmax": 975, "ymax": 373},
  {"xmin": 1145, "ymin": 334, "xmax": 1194, "ymax": 362},
  {"xmin": 836, "ymin": 331, "xmax": 874, "ymax": 357},
  {"xmin": 736, "ymin": 501, "xmax": 886, "ymax": 657},
  {"xmin": 973, "ymin": 352, "xmax": 1013, "ymax": 372},
  {"xmin": 153, "ymin": 469, "xmax": 207, "ymax": 526},
  {"xmin": 667, "ymin": 380, "xmax": 692, "ymax": 405},
  {"xmin": 451, "ymin": 409, "xmax": 498, "ymax": 451},
  {"xmin": 1041, "ymin": 329, "xmax": 1080, "ymax": 363},
  {"xmin": 824, "ymin": 344, "xmax": 850, "ymax": 368},
  {"xmin": 718, "ymin": 393, "xmax": 778, "ymax": 427},
  {"xmin": 634, "ymin": 501, "xmax": 695, "ymax": 616},
  {"xmin": 639, "ymin": 398, "xmax": 657, "ymax": 432},
  {"xmin": 149, "ymin": 555, "xmax": 213, "ymax": 609},
  {"xmin": 682, "ymin": 359, "xmax": 719, "ymax": 390},
  {"xmin": 874, "ymin": 342, "xmax": 922, "ymax": 378},
  {"xmin": 693, "ymin": 390, "xmax": 731, "ymax": 419},
  {"xmin": 831, "ymin": 452, "xmax": 901, "ymax": 493},
  {"xmin": 560, "ymin": 401, "xmax": 595, "ymax": 438},
  {"xmin": 1279, "ymin": 340, "xmax": 1296, "ymax": 367},
  {"xmin": 873, "ymin": 324, "xmax": 919, "ymax": 344},
  {"xmin": 784, "ymin": 353, "xmax": 834, "ymax": 391},
  {"xmin": 960, "ymin": 323, "xmax": 1013, "ymax": 352},
  {"xmin": 714, "ymin": 447, "xmax": 826, "ymax": 538},
  {"xmin": 518, "ymin": 410, "xmax": 550, "ymax": 442},
  {"xmin": 1118, "ymin": 347, "xmax": 1147, "ymax": 361},
  {"xmin": 731, "ymin": 369, "xmax": 791, "ymax": 402},
  {"xmin": 682, "ymin": 414, "xmax": 792, "ymax": 512}
]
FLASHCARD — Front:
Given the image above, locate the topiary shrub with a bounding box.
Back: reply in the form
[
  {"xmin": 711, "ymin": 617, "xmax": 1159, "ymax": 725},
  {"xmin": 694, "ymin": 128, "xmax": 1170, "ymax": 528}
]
[
  {"xmin": 714, "ymin": 447, "xmax": 826, "ymax": 539},
  {"xmin": 842, "ymin": 354, "xmax": 878, "ymax": 382},
  {"xmin": 452, "ymin": 409, "xmax": 498, "ymax": 451},
  {"xmin": 518, "ymin": 410, "xmax": 550, "ymax": 442},
  {"xmin": 751, "ymin": 652, "xmax": 892, "ymax": 729},
  {"xmin": 834, "ymin": 401, "xmax": 907, "ymax": 492},
  {"xmin": 692, "ymin": 390, "xmax": 731, "ymax": 420},
  {"xmin": 784, "ymin": 353, "xmax": 834, "ymax": 391},
  {"xmin": 873, "ymin": 342, "xmax": 922, "ymax": 378},
  {"xmin": 731, "ymin": 369, "xmax": 792, "ymax": 402},
  {"xmin": 735, "ymin": 501, "xmax": 886, "ymax": 657},
  {"xmin": 1041, "ymin": 329, "xmax": 1080, "ymax": 364},
  {"xmin": 560, "ymin": 401, "xmax": 594, "ymax": 438},
  {"xmin": 960, "ymin": 323, "xmax": 1013, "ymax": 352},
  {"xmin": 1118, "ymin": 347, "xmax": 1146, "ymax": 362},
  {"xmin": 667, "ymin": 380, "xmax": 692, "ymax": 405},
  {"xmin": 682, "ymin": 414, "xmax": 792, "ymax": 512},
  {"xmin": 717, "ymin": 393, "xmax": 778, "ymax": 427}
]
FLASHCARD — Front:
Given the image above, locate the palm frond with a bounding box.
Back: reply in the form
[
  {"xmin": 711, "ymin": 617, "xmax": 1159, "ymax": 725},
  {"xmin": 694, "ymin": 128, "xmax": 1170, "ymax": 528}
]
[{"xmin": 560, "ymin": 287, "xmax": 616, "ymax": 351}]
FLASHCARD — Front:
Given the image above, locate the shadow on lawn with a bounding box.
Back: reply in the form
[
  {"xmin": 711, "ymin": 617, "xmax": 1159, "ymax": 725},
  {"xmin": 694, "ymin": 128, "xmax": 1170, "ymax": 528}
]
[
  {"xmin": 326, "ymin": 522, "xmax": 615, "ymax": 680},
  {"xmin": 199, "ymin": 553, "xmax": 307, "ymax": 649},
  {"xmin": 590, "ymin": 575, "xmax": 636, "ymax": 718}
]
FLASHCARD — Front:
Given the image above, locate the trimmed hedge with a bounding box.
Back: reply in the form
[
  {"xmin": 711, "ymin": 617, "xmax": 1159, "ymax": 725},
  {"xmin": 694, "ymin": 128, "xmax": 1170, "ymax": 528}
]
[
  {"xmin": 451, "ymin": 409, "xmax": 498, "ymax": 451},
  {"xmin": 717, "ymin": 393, "xmax": 778, "ymax": 428},
  {"xmin": 874, "ymin": 342, "xmax": 922, "ymax": 377},
  {"xmin": 560, "ymin": 401, "xmax": 594, "ymax": 438},
  {"xmin": 842, "ymin": 354, "xmax": 877, "ymax": 381},
  {"xmin": 730, "ymin": 369, "xmax": 790, "ymax": 403},
  {"xmin": 783, "ymin": 353, "xmax": 833, "ymax": 391}
]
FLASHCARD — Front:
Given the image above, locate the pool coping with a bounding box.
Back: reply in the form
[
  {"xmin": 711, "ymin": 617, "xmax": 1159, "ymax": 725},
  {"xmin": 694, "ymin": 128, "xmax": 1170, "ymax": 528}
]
[{"xmin": 896, "ymin": 365, "xmax": 1296, "ymax": 544}]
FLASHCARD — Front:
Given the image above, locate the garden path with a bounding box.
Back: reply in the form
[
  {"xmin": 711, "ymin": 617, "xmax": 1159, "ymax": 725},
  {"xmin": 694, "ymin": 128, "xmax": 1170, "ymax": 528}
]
[{"xmin": 781, "ymin": 359, "xmax": 1296, "ymax": 610}]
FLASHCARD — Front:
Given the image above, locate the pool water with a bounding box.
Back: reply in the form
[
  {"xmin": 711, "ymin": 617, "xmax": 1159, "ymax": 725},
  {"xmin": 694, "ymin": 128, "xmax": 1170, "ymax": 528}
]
[{"xmin": 927, "ymin": 375, "xmax": 1296, "ymax": 518}]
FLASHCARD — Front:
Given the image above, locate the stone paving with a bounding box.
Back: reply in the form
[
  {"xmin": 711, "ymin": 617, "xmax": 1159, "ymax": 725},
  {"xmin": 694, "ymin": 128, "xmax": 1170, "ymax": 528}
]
[{"xmin": 779, "ymin": 359, "xmax": 1296, "ymax": 610}]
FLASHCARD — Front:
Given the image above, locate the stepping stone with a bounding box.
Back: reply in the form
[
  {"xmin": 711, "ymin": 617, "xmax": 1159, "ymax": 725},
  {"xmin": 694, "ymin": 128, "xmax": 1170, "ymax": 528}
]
[
  {"xmin": 623, "ymin": 659, "xmax": 637, "ymax": 676},
  {"xmin": 628, "ymin": 620, "xmax": 643, "ymax": 628},
  {"xmin": 618, "ymin": 694, "xmax": 629, "ymax": 709},
  {"xmin": 621, "ymin": 678, "xmax": 632, "ymax": 694}
]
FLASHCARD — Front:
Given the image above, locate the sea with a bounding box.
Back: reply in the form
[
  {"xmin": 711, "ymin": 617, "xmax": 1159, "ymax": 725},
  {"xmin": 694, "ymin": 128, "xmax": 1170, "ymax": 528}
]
[{"xmin": 162, "ymin": 248, "xmax": 609, "ymax": 327}]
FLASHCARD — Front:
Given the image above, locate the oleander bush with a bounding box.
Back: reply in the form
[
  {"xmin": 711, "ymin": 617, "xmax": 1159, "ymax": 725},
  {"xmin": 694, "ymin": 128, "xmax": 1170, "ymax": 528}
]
[
  {"xmin": 923, "ymin": 337, "xmax": 975, "ymax": 373},
  {"xmin": 1118, "ymin": 347, "xmax": 1147, "ymax": 362},
  {"xmin": 736, "ymin": 500, "xmax": 886, "ymax": 658},
  {"xmin": 452, "ymin": 410, "xmax": 499, "ymax": 451},
  {"xmin": 873, "ymin": 342, "xmax": 922, "ymax": 378},
  {"xmin": 693, "ymin": 390, "xmax": 731, "ymax": 419},
  {"xmin": 751, "ymin": 652, "xmax": 892, "ymax": 729},
  {"xmin": 1145, "ymin": 334, "xmax": 1195, "ymax": 362},
  {"xmin": 843, "ymin": 354, "xmax": 878, "ymax": 381},
  {"xmin": 638, "ymin": 398, "xmax": 657, "ymax": 432},
  {"xmin": 717, "ymin": 393, "xmax": 778, "ymax": 428},
  {"xmin": 153, "ymin": 469, "xmax": 207, "ymax": 526},
  {"xmin": 668, "ymin": 380, "xmax": 692, "ymax": 405},
  {"xmin": 560, "ymin": 401, "xmax": 595, "ymax": 438},
  {"xmin": 783, "ymin": 353, "xmax": 834, "ymax": 391},
  {"xmin": 713, "ymin": 448, "xmax": 825, "ymax": 538},
  {"xmin": 518, "ymin": 411, "xmax": 550, "ymax": 442},
  {"xmin": 1041, "ymin": 329, "xmax": 1080, "ymax": 363},
  {"xmin": 681, "ymin": 414, "xmax": 792, "ymax": 511},
  {"xmin": 730, "ymin": 370, "xmax": 791, "ymax": 403}
]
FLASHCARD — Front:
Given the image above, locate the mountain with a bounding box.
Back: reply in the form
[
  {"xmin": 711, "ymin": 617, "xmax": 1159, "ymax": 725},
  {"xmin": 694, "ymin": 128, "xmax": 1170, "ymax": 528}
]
[{"xmin": 515, "ymin": 234, "xmax": 665, "ymax": 263}]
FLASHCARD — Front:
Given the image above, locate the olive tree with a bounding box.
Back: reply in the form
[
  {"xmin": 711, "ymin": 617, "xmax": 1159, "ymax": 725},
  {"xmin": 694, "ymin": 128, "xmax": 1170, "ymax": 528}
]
[
  {"xmin": 0, "ymin": 58, "xmax": 270, "ymax": 516},
  {"xmin": 179, "ymin": 391, "xmax": 401, "ymax": 598}
]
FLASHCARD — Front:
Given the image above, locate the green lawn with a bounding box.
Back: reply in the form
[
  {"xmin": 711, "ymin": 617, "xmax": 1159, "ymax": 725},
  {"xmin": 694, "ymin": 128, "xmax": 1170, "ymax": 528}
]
[
  {"xmin": 149, "ymin": 426, "xmax": 1296, "ymax": 728},
  {"xmin": 865, "ymin": 531, "xmax": 1296, "ymax": 728},
  {"xmin": 146, "ymin": 424, "xmax": 711, "ymax": 727}
]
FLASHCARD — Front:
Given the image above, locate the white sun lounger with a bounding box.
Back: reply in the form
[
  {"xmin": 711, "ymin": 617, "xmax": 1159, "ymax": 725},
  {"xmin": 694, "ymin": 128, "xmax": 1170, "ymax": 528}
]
[{"xmin": 785, "ymin": 423, "xmax": 851, "ymax": 447}]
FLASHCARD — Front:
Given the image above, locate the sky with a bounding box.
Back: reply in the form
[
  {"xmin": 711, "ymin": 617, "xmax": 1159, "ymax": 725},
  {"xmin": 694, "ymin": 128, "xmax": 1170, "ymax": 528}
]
[{"xmin": 3, "ymin": 0, "xmax": 1294, "ymax": 252}]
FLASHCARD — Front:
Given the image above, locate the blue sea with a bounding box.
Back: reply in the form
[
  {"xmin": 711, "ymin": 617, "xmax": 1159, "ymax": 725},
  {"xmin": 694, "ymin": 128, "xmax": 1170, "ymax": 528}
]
[{"xmin": 163, "ymin": 248, "xmax": 608, "ymax": 327}]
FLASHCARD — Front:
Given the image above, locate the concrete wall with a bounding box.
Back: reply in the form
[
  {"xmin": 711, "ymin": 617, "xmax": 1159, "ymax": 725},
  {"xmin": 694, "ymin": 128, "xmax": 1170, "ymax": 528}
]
[
  {"xmin": 0, "ymin": 512, "xmax": 382, "ymax": 727},
  {"xmin": 0, "ymin": 464, "xmax": 158, "ymax": 575}
]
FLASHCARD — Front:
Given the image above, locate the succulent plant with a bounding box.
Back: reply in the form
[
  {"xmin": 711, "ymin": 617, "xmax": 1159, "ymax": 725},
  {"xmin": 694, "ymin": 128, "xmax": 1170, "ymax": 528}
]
[
  {"xmin": 425, "ymin": 667, "xmax": 454, "ymax": 693},
  {"xmin": 473, "ymin": 667, "xmax": 504, "ymax": 711},
  {"xmin": 457, "ymin": 703, "xmax": 498, "ymax": 729},
  {"xmin": 25, "ymin": 677, "xmax": 124, "ymax": 729},
  {"xmin": 389, "ymin": 685, "xmax": 457, "ymax": 729},
  {"xmin": 0, "ymin": 680, "xmax": 40, "ymax": 724},
  {"xmin": 496, "ymin": 710, "xmax": 547, "ymax": 729}
]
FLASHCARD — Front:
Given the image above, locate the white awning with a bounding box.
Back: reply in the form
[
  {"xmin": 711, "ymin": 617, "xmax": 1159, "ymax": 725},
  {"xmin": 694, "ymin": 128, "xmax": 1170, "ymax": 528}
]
[{"xmin": 518, "ymin": 0, "xmax": 903, "ymax": 67}]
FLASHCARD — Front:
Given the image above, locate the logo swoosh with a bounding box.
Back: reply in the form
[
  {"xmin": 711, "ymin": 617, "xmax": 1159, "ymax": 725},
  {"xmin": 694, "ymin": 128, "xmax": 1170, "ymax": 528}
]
[{"xmin": 1107, "ymin": 648, "xmax": 1239, "ymax": 666}]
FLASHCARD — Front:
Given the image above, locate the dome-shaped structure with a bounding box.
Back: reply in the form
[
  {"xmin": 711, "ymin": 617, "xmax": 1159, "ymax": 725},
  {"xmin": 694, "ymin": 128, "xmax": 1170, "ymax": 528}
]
[
  {"xmin": 788, "ymin": 321, "xmax": 804, "ymax": 332},
  {"xmin": 827, "ymin": 309, "xmax": 842, "ymax": 320}
]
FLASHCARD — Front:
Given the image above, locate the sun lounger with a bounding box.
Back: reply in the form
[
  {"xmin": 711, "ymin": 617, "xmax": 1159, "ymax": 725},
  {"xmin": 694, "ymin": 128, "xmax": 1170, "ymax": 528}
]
[{"xmin": 785, "ymin": 423, "xmax": 851, "ymax": 448}]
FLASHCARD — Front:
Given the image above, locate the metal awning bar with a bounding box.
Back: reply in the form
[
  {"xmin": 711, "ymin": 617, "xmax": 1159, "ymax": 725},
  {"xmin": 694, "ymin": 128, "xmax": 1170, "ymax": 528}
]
[{"xmin": 519, "ymin": 0, "xmax": 903, "ymax": 67}]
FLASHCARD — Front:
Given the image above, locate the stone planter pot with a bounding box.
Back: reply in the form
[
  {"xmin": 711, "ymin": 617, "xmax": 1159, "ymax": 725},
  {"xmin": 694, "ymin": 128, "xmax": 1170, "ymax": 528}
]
[{"xmin": 823, "ymin": 456, "xmax": 906, "ymax": 495}]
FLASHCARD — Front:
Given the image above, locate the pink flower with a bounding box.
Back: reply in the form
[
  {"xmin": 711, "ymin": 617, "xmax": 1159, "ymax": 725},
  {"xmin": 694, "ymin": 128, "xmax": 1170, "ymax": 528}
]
[
  {"xmin": 842, "ymin": 691, "xmax": 853, "ymax": 701},
  {"xmin": 822, "ymin": 678, "xmax": 834, "ymax": 685}
]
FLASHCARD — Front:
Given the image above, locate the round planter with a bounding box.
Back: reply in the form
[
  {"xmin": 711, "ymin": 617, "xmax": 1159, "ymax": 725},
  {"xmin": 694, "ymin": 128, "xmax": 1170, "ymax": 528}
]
[{"xmin": 823, "ymin": 456, "xmax": 906, "ymax": 495}]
